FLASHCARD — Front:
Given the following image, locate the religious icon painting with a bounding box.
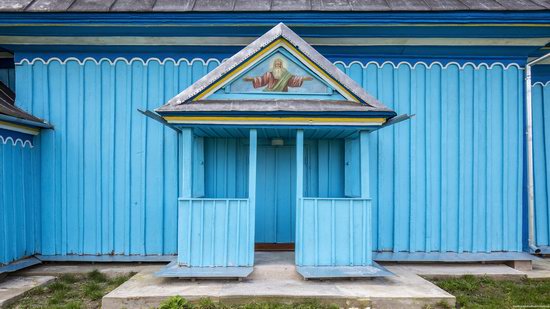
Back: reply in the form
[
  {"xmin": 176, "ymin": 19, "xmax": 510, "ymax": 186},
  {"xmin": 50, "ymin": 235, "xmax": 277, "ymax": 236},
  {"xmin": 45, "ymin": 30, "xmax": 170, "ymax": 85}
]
[{"xmin": 230, "ymin": 51, "xmax": 331, "ymax": 95}]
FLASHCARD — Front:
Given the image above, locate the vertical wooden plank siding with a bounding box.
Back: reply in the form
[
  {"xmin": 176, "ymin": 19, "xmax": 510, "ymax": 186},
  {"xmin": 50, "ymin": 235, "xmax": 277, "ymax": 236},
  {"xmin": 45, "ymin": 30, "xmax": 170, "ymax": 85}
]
[
  {"xmin": 359, "ymin": 131, "xmax": 372, "ymax": 265},
  {"xmin": 0, "ymin": 68, "xmax": 15, "ymax": 90},
  {"xmin": 178, "ymin": 128, "xmax": 193, "ymax": 264},
  {"xmin": 0, "ymin": 142, "xmax": 40, "ymax": 265},
  {"xmin": 248, "ymin": 129, "xmax": 257, "ymax": 266},
  {"xmin": 298, "ymin": 198, "xmax": 371, "ymax": 266},
  {"xmin": 533, "ymin": 81, "xmax": 550, "ymax": 248},
  {"xmin": 14, "ymin": 58, "xmax": 525, "ymax": 257},
  {"xmin": 178, "ymin": 199, "xmax": 251, "ymax": 267},
  {"xmin": 296, "ymin": 130, "xmax": 304, "ymax": 265}
]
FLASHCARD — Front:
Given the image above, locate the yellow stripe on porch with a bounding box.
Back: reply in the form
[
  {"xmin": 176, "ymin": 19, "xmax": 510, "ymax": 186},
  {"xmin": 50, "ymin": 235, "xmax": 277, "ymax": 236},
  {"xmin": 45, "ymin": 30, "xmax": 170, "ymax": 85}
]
[
  {"xmin": 0, "ymin": 120, "xmax": 40, "ymax": 135},
  {"xmin": 163, "ymin": 116, "xmax": 387, "ymax": 125}
]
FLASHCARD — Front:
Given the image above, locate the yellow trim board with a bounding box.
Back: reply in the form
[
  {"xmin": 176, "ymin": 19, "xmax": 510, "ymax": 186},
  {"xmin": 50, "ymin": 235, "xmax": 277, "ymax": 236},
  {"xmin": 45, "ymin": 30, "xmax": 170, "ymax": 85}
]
[
  {"xmin": 164, "ymin": 116, "xmax": 386, "ymax": 125},
  {"xmin": 193, "ymin": 38, "xmax": 359, "ymax": 103},
  {"xmin": 0, "ymin": 120, "xmax": 40, "ymax": 135}
]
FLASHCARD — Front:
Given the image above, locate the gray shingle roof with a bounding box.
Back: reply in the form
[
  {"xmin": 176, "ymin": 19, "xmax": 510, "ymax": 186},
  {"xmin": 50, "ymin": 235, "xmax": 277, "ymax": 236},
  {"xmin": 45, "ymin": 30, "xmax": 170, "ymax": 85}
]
[
  {"xmin": 0, "ymin": 0, "xmax": 549, "ymax": 12},
  {"xmin": 0, "ymin": 81, "xmax": 50, "ymax": 127}
]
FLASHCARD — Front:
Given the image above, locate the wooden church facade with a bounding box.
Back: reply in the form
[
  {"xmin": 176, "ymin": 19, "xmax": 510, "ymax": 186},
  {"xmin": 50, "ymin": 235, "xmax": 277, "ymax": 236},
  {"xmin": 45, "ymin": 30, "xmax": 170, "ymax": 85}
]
[{"xmin": 1, "ymin": 1, "xmax": 550, "ymax": 277}]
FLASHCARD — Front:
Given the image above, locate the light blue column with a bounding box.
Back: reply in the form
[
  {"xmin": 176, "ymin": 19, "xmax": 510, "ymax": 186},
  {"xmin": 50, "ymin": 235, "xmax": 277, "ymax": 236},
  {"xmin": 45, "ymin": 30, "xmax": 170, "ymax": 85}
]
[
  {"xmin": 360, "ymin": 131, "xmax": 370, "ymax": 198},
  {"xmin": 178, "ymin": 128, "xmax": 193, "ymax": 264},
  {"xmin": 359, "ymin": 130, "xmax": 372, "ymax": 265},
  {"xmin": 248, "ymin": 129, "xmax": 257, "ymax": 266},
  {"xmin": 296, "ymin": 129, "xmax": 304, "ymax": 265}
]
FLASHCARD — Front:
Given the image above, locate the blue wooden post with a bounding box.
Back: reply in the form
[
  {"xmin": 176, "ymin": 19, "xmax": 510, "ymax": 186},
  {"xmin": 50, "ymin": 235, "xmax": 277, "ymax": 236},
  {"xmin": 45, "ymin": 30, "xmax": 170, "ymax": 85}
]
[
  {"xmin": 296, "ymin": 129, "xmax": 304, "ymax": 265},
  {"xmin": 248, "ymin": 129, "xmax": 257, "ymax": 266},
  {"xmin": 178, "ymin": 128, "xmax": 193, "ymax": 265},
  {"xmin": 359, "ymin": 130, "xmax": 372, "ymax": 265}
]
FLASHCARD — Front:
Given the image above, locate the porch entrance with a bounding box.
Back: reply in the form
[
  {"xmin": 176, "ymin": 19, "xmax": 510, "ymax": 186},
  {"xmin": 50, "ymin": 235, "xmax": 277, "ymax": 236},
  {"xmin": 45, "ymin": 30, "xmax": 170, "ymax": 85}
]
[{"xmin": 256, "ymin": 142, "xmax": 296, "ymax": 249}]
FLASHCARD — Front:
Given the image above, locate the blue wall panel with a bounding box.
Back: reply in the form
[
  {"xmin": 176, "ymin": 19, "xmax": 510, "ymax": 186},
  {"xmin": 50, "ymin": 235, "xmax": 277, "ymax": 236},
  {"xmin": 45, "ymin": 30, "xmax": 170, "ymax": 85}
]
[
  {"xmin": 533, "ymin": 81, "xmax": 550, "ymax": 248},
  {"xmin": 179, "ymin": 199, "xmax": 252, "ymax": 267},
  {"xmin": 0, "ymin": 141, "xmax": 40, "ymax": 265},
  {"xmin": 203, "ymin": 138, "xmax": 249, "ymax": 199},
  {"xmin": 0, "ymin": 68, "xmax": 15, "ymax": 90},
  {"xmin": 14, "ymin": 57, "xmax": 525, "ymax": 257},
  {"xmin": 297, "ymin": 198, "xmax": 372, "ymax": 266}
]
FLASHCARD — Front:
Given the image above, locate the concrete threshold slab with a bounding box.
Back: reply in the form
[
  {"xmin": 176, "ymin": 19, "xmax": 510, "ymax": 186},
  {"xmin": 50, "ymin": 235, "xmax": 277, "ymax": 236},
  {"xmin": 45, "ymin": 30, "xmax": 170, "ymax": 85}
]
[
  {"xmin": 397, "ymin": 263, "xmax": 527, "ymax": 280},
  {"xmin": 0, "ymin": 276, "xmax": 55, "ymax": 308},
  {"xmin": 156, "ymin": 261, "xmax": 253, "ymax": 278},
  {"xmin": 103, "ymin": 252, "xmax": 455, "ymax": 309},
  {"xmin": 525, "ymin": 258, "xmax": 550, "ymax": 279}
]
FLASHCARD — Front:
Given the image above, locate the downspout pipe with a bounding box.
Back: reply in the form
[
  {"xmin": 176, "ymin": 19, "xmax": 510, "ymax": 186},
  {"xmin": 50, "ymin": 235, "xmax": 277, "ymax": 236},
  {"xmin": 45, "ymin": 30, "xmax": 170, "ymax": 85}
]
[{"xmin": 526, "ymin": 53, "xmax": 550, "ymax": 254}]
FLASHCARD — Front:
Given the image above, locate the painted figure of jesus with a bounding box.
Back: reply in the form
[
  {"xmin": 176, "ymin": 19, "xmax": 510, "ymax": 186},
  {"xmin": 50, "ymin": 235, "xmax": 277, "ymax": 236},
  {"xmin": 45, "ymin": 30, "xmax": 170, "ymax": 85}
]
[{"xmin": 243, "ymin": 58, "xmax": 313, "ymax": 92}]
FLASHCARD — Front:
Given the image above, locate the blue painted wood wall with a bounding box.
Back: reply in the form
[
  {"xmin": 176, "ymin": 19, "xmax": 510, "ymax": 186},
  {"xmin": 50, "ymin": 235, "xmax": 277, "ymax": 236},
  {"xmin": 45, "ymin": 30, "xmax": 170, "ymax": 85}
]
[
  {"xmin": 532, "ymin": 81, "xmax": 550, "ymax": 249},
  {"xmin": 12, "ymin": 57, "xmax": 525, "ymax": 257},
  {"xmin": 0, "ymin": 68, "xmax": 15, "ymax": 90},
  {"xmin": 0, "ymin": 141, "xmax": 40, "ymax": 265}
]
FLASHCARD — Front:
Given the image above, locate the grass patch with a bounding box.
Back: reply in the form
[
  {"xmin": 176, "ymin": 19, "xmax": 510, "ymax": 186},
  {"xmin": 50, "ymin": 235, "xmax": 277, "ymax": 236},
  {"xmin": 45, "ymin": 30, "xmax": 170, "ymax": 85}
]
[
  {"xmin": 157, "ymin": 297, "xmax": 339, "ymax": 309},
  {"xmin": 431, "ymin": 275, "xmax": 550, "ymax": 309},
  {"xmin": 8, "ymin": 270, "xmax": 135, "ymax": 309}
]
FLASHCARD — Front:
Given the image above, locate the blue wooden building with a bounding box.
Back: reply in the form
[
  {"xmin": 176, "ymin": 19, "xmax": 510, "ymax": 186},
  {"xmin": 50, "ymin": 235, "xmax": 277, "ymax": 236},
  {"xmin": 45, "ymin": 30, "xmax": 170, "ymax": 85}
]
[{"xmin": 1, "ymin": 0, "xmax": 550, "ymax": 278}]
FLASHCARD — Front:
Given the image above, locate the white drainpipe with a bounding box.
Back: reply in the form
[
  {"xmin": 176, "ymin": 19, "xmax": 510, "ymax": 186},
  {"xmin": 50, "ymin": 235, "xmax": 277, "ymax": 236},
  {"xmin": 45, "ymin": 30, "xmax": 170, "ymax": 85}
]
[{"xmin": 526, "ymin": 53, "xmax": 550, "ymax": 254}]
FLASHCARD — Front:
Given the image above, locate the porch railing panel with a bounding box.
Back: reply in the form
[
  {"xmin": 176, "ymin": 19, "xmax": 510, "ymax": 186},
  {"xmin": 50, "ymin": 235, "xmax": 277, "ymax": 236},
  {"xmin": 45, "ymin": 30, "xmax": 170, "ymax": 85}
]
[
  {"xmin": 178, "ymin": 198, "xmax": 252, "ymax": 267},
  {"xmin": 296, "ymin": 198, "xmax": 372, "ymax": 267}
]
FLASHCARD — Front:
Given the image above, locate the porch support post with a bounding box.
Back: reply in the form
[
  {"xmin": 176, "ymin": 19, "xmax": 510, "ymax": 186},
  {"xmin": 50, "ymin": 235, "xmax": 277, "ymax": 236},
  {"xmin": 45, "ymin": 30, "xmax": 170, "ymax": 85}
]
[
  {"xmin": 359, "ymin": 130, "xmax": 372, "ymax": 265},
  {"xmin": 359, "ymin": 130, "xmax": 369, "ymax": 198},
  {"xmin": 178, "ymin": 128, "xmax": 193, "ymax": 264},
  {"xmin": 296, "ymin": 129, "xmax": 304, "ymax": 265},
  {"xmin": 248, "ymin": 129, "xmax": 257, "ymax": 266}
]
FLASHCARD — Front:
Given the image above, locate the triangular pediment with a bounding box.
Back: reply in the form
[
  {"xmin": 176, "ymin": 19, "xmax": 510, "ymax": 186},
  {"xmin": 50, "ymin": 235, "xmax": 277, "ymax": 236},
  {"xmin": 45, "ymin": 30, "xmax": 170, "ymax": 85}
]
[
  {"xmin": 209, "ymin": 48, "xmax": 346, "ymax": 101},
  {"xmin": 156, "ymin": 23, "xmax": 393, "ymax": 114}
]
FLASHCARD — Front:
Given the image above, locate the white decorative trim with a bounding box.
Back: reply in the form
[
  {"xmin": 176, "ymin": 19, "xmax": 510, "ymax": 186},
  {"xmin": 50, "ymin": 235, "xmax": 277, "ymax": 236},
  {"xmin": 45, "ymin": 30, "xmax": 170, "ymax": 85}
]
[
  {"xmin": 533, "ymin": 81, "xmax": 550, "ymax": 87},
  {"xmin": 0, "ymin": 135, "xmax": 33, "ymax": 148},
  {"xmin": 16, "ymin": 57, "xmax": 223, "ymax": 66},
  {"xmin": 15, "ymin": 57, "xmax": 523, "ymax": 71},
  {"xmin": 333, "ymin": 60, "xmax": 523, "ymax": 70}
]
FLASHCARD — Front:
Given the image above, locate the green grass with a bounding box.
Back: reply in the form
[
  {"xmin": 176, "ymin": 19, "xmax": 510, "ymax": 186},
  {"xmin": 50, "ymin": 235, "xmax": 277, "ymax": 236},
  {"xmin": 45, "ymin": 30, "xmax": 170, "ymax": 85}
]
[
  {"xmin": 157, "ymin": 297, "xmax": 340, "ymax": 309},
  {"xmin": 8, "ymin": 270, "xmax": 135, "ymax": 309},
  {"xmin": 431, "ymin": 275, "xmax": 550, "ymax": 309}
]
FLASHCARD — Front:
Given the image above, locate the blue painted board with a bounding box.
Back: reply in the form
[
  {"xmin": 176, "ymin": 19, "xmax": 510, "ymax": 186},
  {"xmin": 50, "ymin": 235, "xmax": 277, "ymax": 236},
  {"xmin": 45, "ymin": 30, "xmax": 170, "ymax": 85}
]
[
  {"xmin": 12, "ymin": 57, "xmax": 526, "ymax": 258},
  {"xmin": 297, "ymin": 198, "xmax": 372, "ymax": 267},
  {"xmin": 256, "ymin": 145, "xmax": 296, "ymax": 243},
  {"xmin": 0, "ymin": 141, "xmax": 40, "ymax": 265},
  {"xmin": 179, "ymin": 198, "xmax": 252, "ymax": 267}
]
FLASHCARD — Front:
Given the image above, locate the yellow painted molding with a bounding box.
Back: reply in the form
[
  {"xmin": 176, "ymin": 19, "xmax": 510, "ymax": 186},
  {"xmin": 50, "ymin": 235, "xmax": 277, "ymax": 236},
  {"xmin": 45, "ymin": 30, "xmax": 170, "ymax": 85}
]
[{"xmin": 0, "ymin": 120, "xmax": 40, "ymax": 135}]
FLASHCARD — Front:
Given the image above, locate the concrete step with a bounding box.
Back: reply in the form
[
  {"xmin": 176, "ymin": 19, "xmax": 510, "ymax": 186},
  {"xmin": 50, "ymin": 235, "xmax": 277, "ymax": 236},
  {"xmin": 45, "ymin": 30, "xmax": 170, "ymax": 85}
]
[{"xmin": 103, "ymin": 253, "xmax": 455, "ymax": 309}]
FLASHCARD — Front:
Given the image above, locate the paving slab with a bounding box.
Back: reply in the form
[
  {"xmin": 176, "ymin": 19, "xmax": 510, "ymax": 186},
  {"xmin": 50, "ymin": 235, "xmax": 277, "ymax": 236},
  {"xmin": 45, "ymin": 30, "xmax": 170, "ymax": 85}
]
[
  {"xmin": 525, "ymin": 258, "xmax": 550, "ymax": 279},
  {"xmin": 103, "ymin": 252, "xmax": 455, "ymax": 309},
  {"xmin": 397, "ymin": 263, "xmax": 527, "ymax": 280},
  {"xmin": 19, "ymin": 263, "xmax": 159, "ymax": 278},
  {"xmin": 0, "ymin": 276, "xmax": 55, "ymax": 308}
]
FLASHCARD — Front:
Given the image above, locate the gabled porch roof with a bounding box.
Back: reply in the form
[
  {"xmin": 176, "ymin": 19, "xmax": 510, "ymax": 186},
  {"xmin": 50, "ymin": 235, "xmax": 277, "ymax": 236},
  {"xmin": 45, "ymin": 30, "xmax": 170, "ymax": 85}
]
[{"xmin": 154, "ymin": 23, "xmax": 403, "ymax": 130}]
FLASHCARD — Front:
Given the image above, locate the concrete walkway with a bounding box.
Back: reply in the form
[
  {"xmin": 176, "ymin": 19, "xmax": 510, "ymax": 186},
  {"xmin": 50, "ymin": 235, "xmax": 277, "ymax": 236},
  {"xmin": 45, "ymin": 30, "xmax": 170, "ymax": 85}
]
[
  {"xmin": 0, "ymin": 275, "xmax": 55, "ymax": 308},
  {"xmin": 526, "ymin": 258, "xmax": 550, "ymax": 279},
  {"xmin": 103, "ymin": 253, "xmax": 456, "ymax": 309},
  {"xmin": 19, "ymin": 262, "xmax": 158, "ymax": 278},
  {"xmin": 1, "ymin": 254, "xmax": 549, "ymax": 309}
]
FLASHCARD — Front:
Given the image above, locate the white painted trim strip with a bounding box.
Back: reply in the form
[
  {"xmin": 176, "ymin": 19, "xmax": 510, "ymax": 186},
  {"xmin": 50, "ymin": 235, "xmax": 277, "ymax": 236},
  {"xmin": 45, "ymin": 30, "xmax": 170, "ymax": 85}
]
[
  {"xmin": 533, "ymin": 81, "xmax": 550, "ymax": 87},
  {"xmin": 0, "ymin": 135, "xmax": 33, "ymax": 147},
  {"xmin": 16, "ymin": 57, "xmax": 523, "ymax": 71},
  {"xmin": 1, "ymin": 36, "xmax": 548, "ymax": 46}
]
